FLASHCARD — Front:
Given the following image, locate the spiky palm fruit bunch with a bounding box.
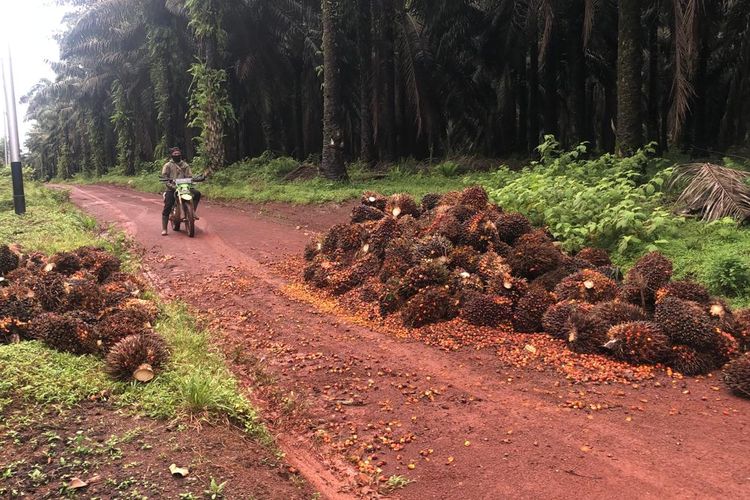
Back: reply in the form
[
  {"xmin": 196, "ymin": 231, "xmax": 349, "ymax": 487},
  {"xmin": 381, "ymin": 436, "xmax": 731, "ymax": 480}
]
[
  {"xmin": 488, "ymin": 240, "xmax": 512, "ymax": 258},
  {"xmin": 706, "ymin": 299, "xmax": 739, "ymax": 337},
  {"xmin": 553, "ymin": 270, "xmax": 618, "ymax": 304},
  {"xmin": 508, "ymin": 231, "xmax": 562, "ymax": 279},
  {"xmin": 379, "ymin": 238, "xmax": 416, "ymax": 282},
  {"xmin": 321, "ymin": 224, "xmax": 366, "ymax": 258},
  {"xmin": 654, "ymin": 297, "xmax": 717, "ymax": 349},
  {"xmin": 351, "ymin": 204, "xmax": 386, "ymax": 224},
  {"xmin": 464, "ymin": 212, "xmax": 500, "ymax": 252},
  {"xmin": 589, "ymin": 301, "xmax": 648, "ymax": 328},
  {"xmin": 449, "ymin": 269, "xmax": 485, "ymax": 294},
  {"xmin": 596, "ymin": 265, "xmax": 623, "ymax": 282},
  {"xmin": 437, "ymin": 190, "xmax": 462, "ymax": 208},
  {"xmin": 669, "ymin": 344, "xmax": 718, "ymax": 376},
  {"xmin": 460, "ymin": 290, "xmax": 513, "ymax": 327},
  {"xmin": 458, "ymin": 186, "xmax": 490, "ymax": 210},
  {"xmin": 105, "ymin": 333, "xmax": 170, "ymax": 381},
  {"xmin": 361, "ymin": 191, "xmax": 387, "ymax": 211},
  {"xmin": 74, "ymin": 246, "xmax": 122, "ymax": 283},
  {"xmin": 477, "ymin": 251, "xmax": 511, "ymax": 282},
  {"xmin": 712, "ymin": 331, "xmax": 741, "ymax": 366},
  {"xmin": 575, "ymin": 247, "xmax": 612, "ymax": 267},
  {"xmin": 495, "ymin": 212, "xmax": 532, "ymax": 245},
  {"xmin": 402, "ymin": 286, "xmax": 458, "ymax": 328},
  {"xmin": 304, "ymin": 239, "xmax": 323, "ymax": 261},
  {"xmin": 31, "ymin": 312, "xmax": 90, "ymax": 354},
  {"xmin": 378, "ymin": 283, "xmax": 402, "ymax": 316},
  {"xmin": 0, "ymin": 244, "xmax": 20, "ymax": 276},
  {"xmin": 367, "ymin": 217, "xmax": 399, "ymax": 257},
  {"xmin": 396, "ymin": 260, "xmax": 451, "ymax": 301},
  {"xmin": 359, "ymin": 284, "xmax": 381, "ymax": 303},
  {"xmin": 50, "ymin": 251, "xmax": 83, "ymax": 275},
  {"xmin": 487, "ymin": 275, "xmax": 528, "ymax": 306},
  {"xmin": 414, "ymin": 235, "xmax": 454, "ymax": 260},
  {"xmin": 63, "ymin": 272, "xmax": 104, "ymax": 314},
  {"xmin": 330, "ymin": 254, "xmax": 381, "ymax": 296},
  {"xmin": 420, "ymin": 193, "xmax": 442, "ymax": 212},
  {"xmin": 562, "ymin": 310, "xmax": 609, "ymax": 354},
  {"xmin": 655, "ymin": 280, "xmax": 710, "ymax": 305},
  {"xmin": 532, "ymin": 263, "xmax": 579, "ymax": 292},
  {"xmin": 95, "ymin": 307, "xmax": 154, "ymax": 353},
  {"xmin": 512, "ymin": 286, "xmax": 555, "ymax": 333},
  {"xmin": 396, "ymin": 215, "xmax": 424, "ymax": 240},
  {"xmin": 621, "ymin": 252, "xmax": 673, "ymax": 308},
  {"xmin": 303, "ymin": 256, "xmax": 331, "ymax": 288},
  {"xmin": 731, "ymin": 309, "xmax": 750, "ymax": 351},
  {"xmin": 618, "ymin": 282, "xmax": 653, "ymax": 310},
  {"xmin": 723, "ymin": 353, "xmax": 750, "ymax": 398},
  {"xmin": 449, "ymin": 246, "xmax": 482, "ymax": 274},
  {"xmin": 385, "ymin": 194, "xmax": 420, "ymax": 219},
  {"xmin": 542, "ymin": 300, "xmax": 592, "ymax": 339},
  {"xmin": 604, "ymin": 322, "xmax": 671, "ymax": 365},
  {"xmin": 1, "ymin": 285, "xmax": 42, "ymax": 341},
  {"xmin": 33, "ymin": 272, "xmax": 67, "ymax": 312},
  {"xmin": 427, "ymin": 212, "xmax": 466, "ymax": 244},
  {"xmin": 19, "ymin": 251, "xmax": 47, "ymax": 271}
]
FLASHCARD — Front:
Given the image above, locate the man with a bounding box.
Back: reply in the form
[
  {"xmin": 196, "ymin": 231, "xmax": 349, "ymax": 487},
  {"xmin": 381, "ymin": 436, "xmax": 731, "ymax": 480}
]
[{"xmin": 161, "ymin": 147, "xmax": 202, "ymax": 236}]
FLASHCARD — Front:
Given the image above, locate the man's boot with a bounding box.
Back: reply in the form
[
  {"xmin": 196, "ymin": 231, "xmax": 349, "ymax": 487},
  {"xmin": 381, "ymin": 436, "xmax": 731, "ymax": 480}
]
[{"xmin": 161, "ymin": 216, "xmax": 169, "ymax": 236}]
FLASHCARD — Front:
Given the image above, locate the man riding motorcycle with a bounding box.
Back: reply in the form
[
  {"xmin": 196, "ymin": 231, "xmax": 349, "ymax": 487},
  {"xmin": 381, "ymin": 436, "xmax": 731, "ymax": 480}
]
[{"xmin": 161, "ymin": 147, "xmax": 202, "ymax": 236}]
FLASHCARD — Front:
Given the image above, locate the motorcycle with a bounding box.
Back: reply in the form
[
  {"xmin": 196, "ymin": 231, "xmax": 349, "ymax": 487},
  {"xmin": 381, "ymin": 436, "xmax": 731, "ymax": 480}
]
[{"xmin": 160, "ymin": 175, "xmax": 205, "ymax": 238}]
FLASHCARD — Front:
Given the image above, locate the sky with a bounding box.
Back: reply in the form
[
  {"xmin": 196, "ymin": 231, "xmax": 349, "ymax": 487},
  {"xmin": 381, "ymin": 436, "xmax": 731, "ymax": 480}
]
[{"xmin": 1, "ymin": 0, "xmax": 71, "ymax": 150}]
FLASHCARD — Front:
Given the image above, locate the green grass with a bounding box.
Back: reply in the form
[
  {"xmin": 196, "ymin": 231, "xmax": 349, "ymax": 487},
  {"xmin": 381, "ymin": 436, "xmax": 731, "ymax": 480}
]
[
  {"xmin": 67, "ymin": 155, "xmax": 495, "ymax": 204},
  {"xmin": 0, "ymin": 174, "xmax": 268, "ymax": 441}
]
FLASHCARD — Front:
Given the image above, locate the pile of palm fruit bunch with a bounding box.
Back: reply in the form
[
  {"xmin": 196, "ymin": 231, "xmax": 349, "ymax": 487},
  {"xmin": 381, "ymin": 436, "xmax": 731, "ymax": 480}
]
[
  {"xmin": 0, "ymin": 244, "xmax": 168, "ymax": 382},
  {"xmin": 302, "ymin": 186, "xmax": 750, "ymax": 397}
]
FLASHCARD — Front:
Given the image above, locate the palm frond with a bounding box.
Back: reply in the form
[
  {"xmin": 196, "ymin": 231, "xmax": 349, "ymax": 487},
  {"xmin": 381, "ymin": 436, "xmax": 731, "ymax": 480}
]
[{"xmin": 670, "ymin": 162, "xmax": 750, "ymax": 222}]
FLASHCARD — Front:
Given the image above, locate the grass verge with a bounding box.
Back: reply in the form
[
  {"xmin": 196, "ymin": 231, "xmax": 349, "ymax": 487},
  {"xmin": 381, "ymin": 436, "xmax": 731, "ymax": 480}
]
[{"xmin": 0, "ymin": 175, "xmax": 268, "ymax": 442}]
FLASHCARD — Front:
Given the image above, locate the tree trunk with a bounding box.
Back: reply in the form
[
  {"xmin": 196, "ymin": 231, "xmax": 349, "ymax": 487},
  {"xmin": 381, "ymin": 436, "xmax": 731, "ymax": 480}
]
[
  {"xmin": 691, "ymin": 11, "xmax": 711, "ymax": 157},
  {"xmin": 568, "ymin": 3, "xmax": 586, "ymax": 145},
  {"xmin": 543, "ymin": 32, "xmax": 559, "ymax": 138},
  {"xmin": 527, "ymin": 22, "xmax": 540, "ymax": 152},
  {"xmin": 377, "ymin": 0, "xmax": 397, "ymax": 161},
  {"xmin": 647, "ymin": 4, "xmax": 660, "ymax": 149},
  {"xmin": 320, "ymin": 0, "xmax": 348, "ymax": 180},
  {"xmin": 616, "ymin": 0, "xmax": 644, "ymax": 156},
  {"xmin": 358, "ymin": 0, "xmax": 375, "ymax": 165}
]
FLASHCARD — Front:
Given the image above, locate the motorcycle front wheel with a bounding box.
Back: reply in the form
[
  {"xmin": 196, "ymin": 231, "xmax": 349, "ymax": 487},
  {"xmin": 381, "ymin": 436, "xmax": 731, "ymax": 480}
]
[
  {"xmin": 183, "ymin": 201, "xmax": 195, "ymax": 237},
  {"xmin": 171, "ymin": 206, "xmax": 181, "ymax": 231}
]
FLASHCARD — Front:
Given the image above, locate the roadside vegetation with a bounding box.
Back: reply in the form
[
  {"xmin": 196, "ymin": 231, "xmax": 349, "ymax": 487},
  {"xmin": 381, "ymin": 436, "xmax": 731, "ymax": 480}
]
[{"xmin": 0, "ymin": 174, "xmax": 267, "ymax": 437}]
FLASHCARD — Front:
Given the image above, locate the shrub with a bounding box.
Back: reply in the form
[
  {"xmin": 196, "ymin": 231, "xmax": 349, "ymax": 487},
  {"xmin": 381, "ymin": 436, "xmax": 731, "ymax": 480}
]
[{"xmin": 707, "ymin": 255, "xmax": 750, "ymax": 297}]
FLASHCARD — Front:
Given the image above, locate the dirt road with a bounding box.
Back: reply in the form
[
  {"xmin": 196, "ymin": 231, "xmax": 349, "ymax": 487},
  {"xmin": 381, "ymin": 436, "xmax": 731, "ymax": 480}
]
[{"xmin": 64, "ymin": 184, "xmax": 750, "ymax": 499}]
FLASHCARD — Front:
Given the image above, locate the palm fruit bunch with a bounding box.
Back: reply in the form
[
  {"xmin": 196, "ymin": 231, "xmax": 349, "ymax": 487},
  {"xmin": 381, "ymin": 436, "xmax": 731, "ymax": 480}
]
[
  {"xmin": 402, "ymin": 286, "xmax": 458, "ymax": 328},
  {"xmin": 385, "ymin": 193, "xmax": 420, "ymax": 219},
  {"xmin": 554, "ymin": 269, "xmax": 618, "ymax": 304},
  {"xmin": 49, "ymin": 251, "xmax": 83, "ymax": 275},
  {"xmin": 654, "ymin": 297, "xmax": 717, "ymax": 350},
  {"xmin": 512, "ymin": 286, "xmax": 555, "ymax": 333},
  {"xmin": 460, "ymin": 290, "xmax": 513, "ymax": 327},
  {"xmin": 604, "ymin": 322, "xmax": 671, "ymax": 364},
  {"xmin": 542, "ymin": 300, "xmax": 592, "ymax": 339},
  {"xmin": 304, "ymin": 187, "xmax": 750, "ymax": 388},
  {"xmin": 29, "ymin": 312, "xmax": 92, "ymax": 354},
  {"xmin": 723, "ymin": 353, "xmax": 750, "ymax": 398},
  {"xmin": 0, "ymin": 244, "xmax": 20, "ymax": 276},
  {"xmin": 620, "ymin": 252, "xmax": 673, "ymax": 309},
  {"xmin": 1, "ymin": 284, "xmax": 42, "ymax": 342},
  {"xmin": 105, "ymin": 333, "xmax": 170, "ymax": 382},
  {"xmin": 63, "ymin": 271, "xmax": 105, "ymax": 313},
  {"xmin": 575, "ymin": 247, "xmax": 612, "ymax": 267},
  {"xmin": 74, "ymin": 246, "xmax": 122, "ymax": 283},
  {"xmin": 495, "ymin": 212, "xmax": 531, "ymax": 245}
]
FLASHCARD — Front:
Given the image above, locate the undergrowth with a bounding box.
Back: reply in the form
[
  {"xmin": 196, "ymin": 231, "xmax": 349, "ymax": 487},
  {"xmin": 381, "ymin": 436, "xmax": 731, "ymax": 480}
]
[{"xmin": 0, "ymin": 176, "xmax": 267, "ymax": 441}]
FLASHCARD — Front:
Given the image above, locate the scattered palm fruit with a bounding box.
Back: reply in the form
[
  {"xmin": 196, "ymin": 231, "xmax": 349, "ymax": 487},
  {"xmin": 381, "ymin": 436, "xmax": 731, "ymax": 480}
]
[
  {"xmin": 461, "ymin": 291, "xmax": 513, "ymax": 327},
  {"xmin": 554, "ymin": 269, "xmax": 618, "ymax": 304},
  {"xmin": 105, "ymin": 333, "xmax": 169, "ymax": 382},
  {"xmin": 723, "ymin": 353, "xmax": 750, "ymax": 398},
  {"xmin": 512, "ymin": 286, "xmax": 555, "ymax": 333},
  {"xmin": 604, "ymin": 322, "xmax": 671, "ymax": 364}
]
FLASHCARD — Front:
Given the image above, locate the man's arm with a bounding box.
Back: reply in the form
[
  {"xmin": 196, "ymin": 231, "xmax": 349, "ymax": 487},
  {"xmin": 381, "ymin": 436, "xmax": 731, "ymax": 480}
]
[{"xmin": 161, "ymin": 162, "xmax": 171, "ymax": 178}]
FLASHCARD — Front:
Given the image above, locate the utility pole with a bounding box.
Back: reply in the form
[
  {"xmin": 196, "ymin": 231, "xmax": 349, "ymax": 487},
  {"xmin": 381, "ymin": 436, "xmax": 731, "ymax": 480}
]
[{"xmin": 1, "ymin": 44, "xmax": 25, "ymax": 215}]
